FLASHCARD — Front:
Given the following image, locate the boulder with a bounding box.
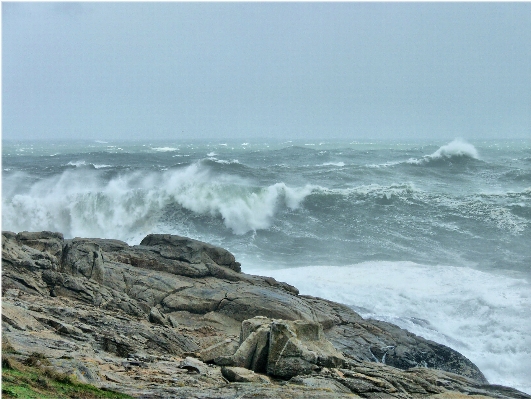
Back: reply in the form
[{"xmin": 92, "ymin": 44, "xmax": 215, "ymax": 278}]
[
  {"xmin": 61, "ymin": 238, "xmax": 105, "ymax": 283},
  {"xmin": 218, "ymin": 317, "xmax": 345, "ymax": 379},
  {"xmin": 139, "ymin": 234, "xmax": 241, "ymax": 272},
  {"xmin": 179, "ymin": 357, "xmax": 209, "ymax": 374},
  {"xmin": 217, "ymin": 318, "xmax": 270, "ymax": 372},
  {"xmin": 267, "ymin": 319, "xmax": 346, "ymax": 378},
  {"xmin": 199, "ymin": 338, "xmax": 240, "ymax": 363}
]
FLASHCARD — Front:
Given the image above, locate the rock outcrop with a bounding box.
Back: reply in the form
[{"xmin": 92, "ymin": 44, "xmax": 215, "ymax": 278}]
[
  {"xmin": 217, "ymin": 317, "xmax": 346, "ymax": 378},
  {"xmin": 2, "ymin": 231, "xmax": 529, "ymax": 399}
]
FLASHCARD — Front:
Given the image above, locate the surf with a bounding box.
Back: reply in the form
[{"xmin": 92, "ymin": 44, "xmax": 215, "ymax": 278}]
[
  {"xmin": 245, "ymin": 261, "xmax": 531, "ymax": 394},
  {"xmin": 1, "ymin": 161, "xmax": 316, "ymax": 240}
]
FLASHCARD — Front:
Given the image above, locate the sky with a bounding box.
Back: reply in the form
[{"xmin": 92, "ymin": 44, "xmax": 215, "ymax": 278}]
[{"xmin": 2, "ymin": 2, "xmax": 531, "ymax": 142}]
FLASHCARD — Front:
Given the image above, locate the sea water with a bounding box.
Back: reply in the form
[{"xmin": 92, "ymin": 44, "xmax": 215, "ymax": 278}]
[{"xmin": 2, "ymin": 138, "xmax": 530, "ymax": 393}]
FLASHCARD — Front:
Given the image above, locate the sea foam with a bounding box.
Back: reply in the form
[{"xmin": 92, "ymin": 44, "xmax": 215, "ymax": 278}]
[
  {"xmin": 246, "ymin": 262, "xmax": 531, "ymax": 394},
  {"xmin": 1, "ymin": 162, "xmax": 316, "ymax": 240},
  {"xmin": 430, "ymin": 138, "xmax": 479, "ymax": 159}
]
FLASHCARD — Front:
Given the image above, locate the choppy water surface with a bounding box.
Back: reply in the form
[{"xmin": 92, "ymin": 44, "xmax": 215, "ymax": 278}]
[{"xmin": 3, "ymin": 138, "xmax": 530, "ymax": 393}]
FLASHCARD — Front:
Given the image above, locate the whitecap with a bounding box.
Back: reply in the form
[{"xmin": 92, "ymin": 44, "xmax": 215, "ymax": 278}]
[
  {"xmin": 67, "ymin": 160, "xmax": 87, "ymax": 167},
  {"xmin": 408, "ymin": 139, "xmax": 480, "ymax": 165},
  {"xmin": 214, "ymin": 159, "xmax": 240, "ymax": 165},
  {"xmin": 321, "ymin": 162, "xmax": 345, "ymax": 167},
  {"xmin": 151, "ymin": 147, "xmax": 178, "ymax": 152},
  {"xmin": 430, "ymin": 138, "xmax": 479, "ymax": 159}
]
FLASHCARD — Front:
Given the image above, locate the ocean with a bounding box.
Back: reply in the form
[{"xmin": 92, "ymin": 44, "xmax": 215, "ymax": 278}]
[{"xmin": 2, "ymin": 137, "xmax": 530, "ymax": 393}]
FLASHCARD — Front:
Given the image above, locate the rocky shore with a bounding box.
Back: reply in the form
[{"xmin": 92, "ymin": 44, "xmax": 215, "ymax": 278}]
[{"xmin": 2, "ymin": 231, "xmax": 529, "ymax": 399}]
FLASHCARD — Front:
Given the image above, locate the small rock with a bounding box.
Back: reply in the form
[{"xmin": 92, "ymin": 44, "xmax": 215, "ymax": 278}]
[
  {"xmin": 179, "ymin": 356, "xmax": 208, "ymax": 374},
  {"xmin": 221, "ymin": 366, "xmax": 270, "ymax": 383}
]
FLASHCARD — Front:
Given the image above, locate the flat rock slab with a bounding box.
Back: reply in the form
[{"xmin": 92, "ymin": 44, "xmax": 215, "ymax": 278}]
[{"xmin": 221, "ymin": 366, "xmax": 270, "ymax": 383}]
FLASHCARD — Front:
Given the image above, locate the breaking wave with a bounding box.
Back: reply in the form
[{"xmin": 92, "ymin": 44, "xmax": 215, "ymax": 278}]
[
  {"xmin": 2, "ymin": 162, "xmax": 316, "ymax": 241},
  {"xmin": 408, "ymin": 139, "xmax": 480, "ymax": 165},
  {"xmin": 66, "ymin": 160, "xmax": 112, "ymax": 169}
]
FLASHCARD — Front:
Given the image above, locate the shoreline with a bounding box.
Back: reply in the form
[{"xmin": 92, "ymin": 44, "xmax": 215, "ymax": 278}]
[{"xmin": 2, "ymin": 231, "xmax": 529, "ymax": 399}]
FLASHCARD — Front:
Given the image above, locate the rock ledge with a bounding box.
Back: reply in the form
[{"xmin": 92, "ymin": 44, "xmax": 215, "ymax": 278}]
[{"xmin": 2, "ymin": 231, "xmax": 529, "ymax": 399}]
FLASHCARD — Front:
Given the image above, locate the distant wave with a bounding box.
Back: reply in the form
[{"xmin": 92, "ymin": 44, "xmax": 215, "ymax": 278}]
[
  {"xmin": 303, "ymin": 183, "xmax": 529, "ymax": 235},
  {"xmin": 66, "ymin": 160, "xmax": 112, "ymax": 169},
  {"xmin": 204, "ymin": 157, "xmax": 241, "ymax": 165},
  {"xmin": 67, "ymin": 160, "xmax": 87, "ymax": 167},
  {"xmin": 320, "ymin": 162, "xmax": 345, "ymax": 167},
  {"xmin": 308, "ymin": 182, "xmax": 418, "ymax": 200},
  {"xmin": 151, "ymin": 147, "xmax": 178, "ymax": 152},
  {"xmin": 408, "ymin": 139, "xmax": 480, "ymax": 165}
]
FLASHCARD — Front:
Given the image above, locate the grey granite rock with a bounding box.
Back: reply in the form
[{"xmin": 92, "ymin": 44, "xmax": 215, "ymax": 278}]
[
  {"xmin": 3, "ymin": 231, "xmax": 527, "ymax": 399},
  {"xmin": 221, "ymin": 366, "xmax": 270, "ymax": 383},
  {"xmin": 267, "ymin": 319, "xmax": 346, "ymax": 378}
]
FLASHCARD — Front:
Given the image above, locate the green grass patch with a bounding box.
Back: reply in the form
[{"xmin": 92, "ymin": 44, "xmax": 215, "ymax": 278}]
[{"xmin": 2, "ymin": 354, "xmax": 134, "ymax": 399}]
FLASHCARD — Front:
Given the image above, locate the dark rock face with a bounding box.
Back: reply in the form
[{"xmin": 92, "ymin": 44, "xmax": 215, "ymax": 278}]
[
  {"xmin": 3, "ymin": 231, "xmax": 528, "ymax": 399},
  {"xmin": 139, "ymin": 234, "xmax": 242, "ymax": 272}
]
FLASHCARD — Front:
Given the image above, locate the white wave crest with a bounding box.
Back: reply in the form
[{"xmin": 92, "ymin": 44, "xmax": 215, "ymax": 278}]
[
  {"xmin": 431, "ymin": 138, "xmax": 479, "ymax": 159},
  {"xmin": 67, "ymin": 160, "xmax": 87, "ymax": 167},
  {"xmin": 66, "ymin": 161, "xmax": 111, "ymax": 169},
  {"xmin": 2, "ymin": 162, "xmax": 316, "ymax": 241},
  {"xmin": 408, "ymin": 139, "xmax": 479, "ymax": 165},
  {"xmin": 151, "ymin": 147, "xmax": 178, "ymax": 152},
  {"xmin": 321, "ymin": 162, "xmax": 345, "ymax": 167},
  {"xmin": 205, "ymin": 157, "xmax": 240, "ymax": 165}
]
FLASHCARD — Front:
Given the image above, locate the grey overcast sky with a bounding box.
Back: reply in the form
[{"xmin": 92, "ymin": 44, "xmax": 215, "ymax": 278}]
[{"xmin": 2, "ymin": 2, "xmax": 531, "ymax": 141}]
